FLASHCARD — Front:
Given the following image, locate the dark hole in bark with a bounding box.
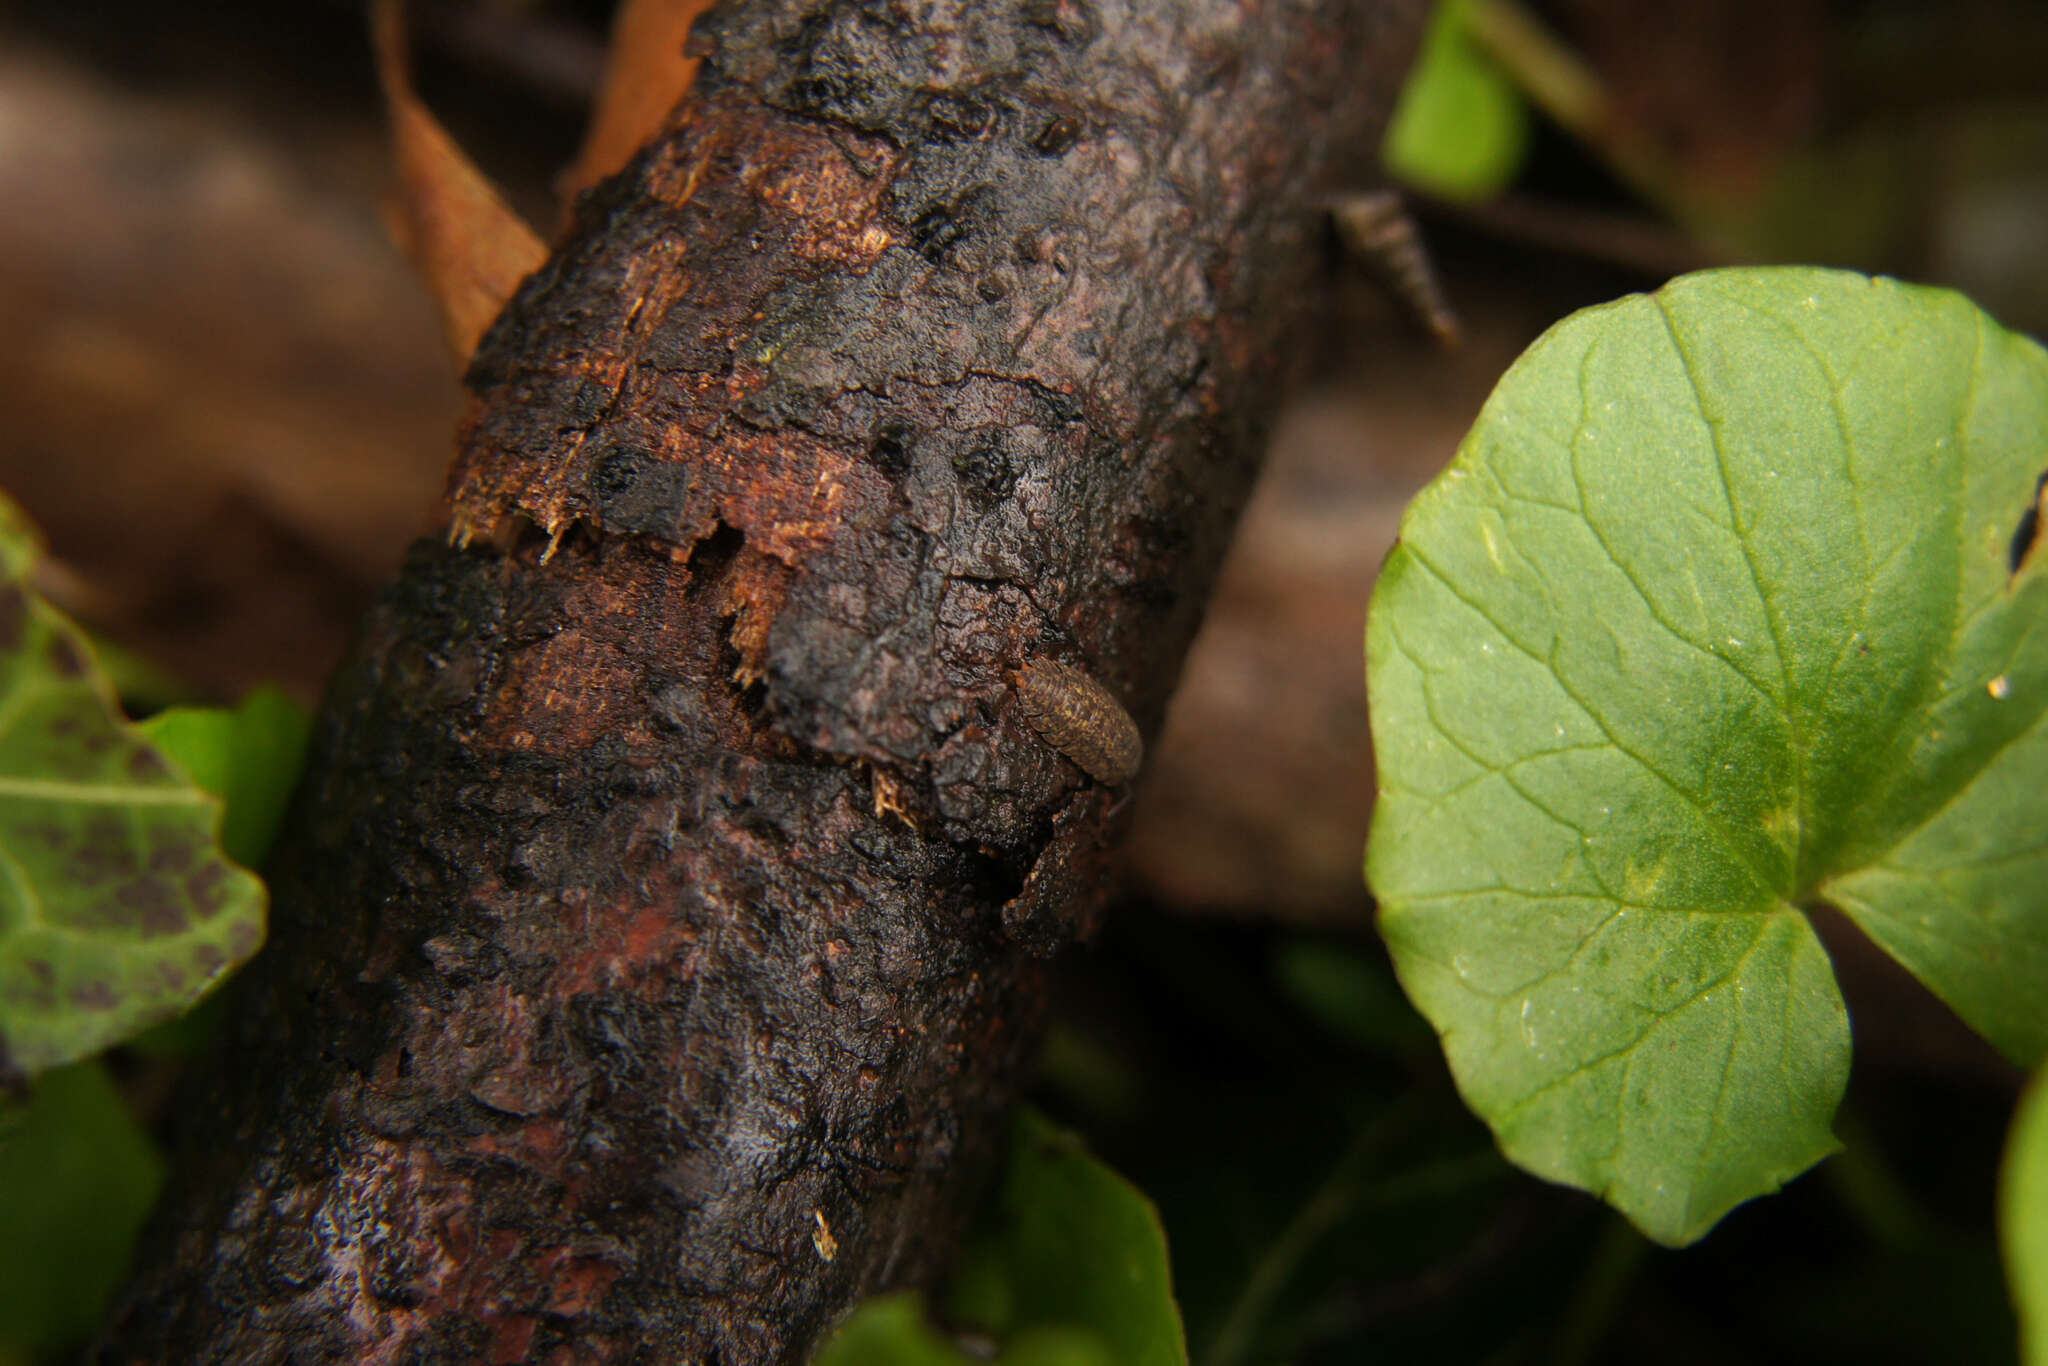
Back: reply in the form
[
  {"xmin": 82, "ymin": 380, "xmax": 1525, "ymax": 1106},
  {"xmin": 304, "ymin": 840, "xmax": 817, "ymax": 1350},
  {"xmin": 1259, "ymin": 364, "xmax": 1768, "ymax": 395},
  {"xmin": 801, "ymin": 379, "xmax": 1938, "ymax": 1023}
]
[
  {"xmin": 868, "ymin": 420, "xmax": 915, "ymax": 478},
  {"xmin": 953, "ymin": 842, "xmax": 1030, "ymax": 905},
  {"xmin": 683, "ymin": 521, "xmax": 747, "ymax": 600}
]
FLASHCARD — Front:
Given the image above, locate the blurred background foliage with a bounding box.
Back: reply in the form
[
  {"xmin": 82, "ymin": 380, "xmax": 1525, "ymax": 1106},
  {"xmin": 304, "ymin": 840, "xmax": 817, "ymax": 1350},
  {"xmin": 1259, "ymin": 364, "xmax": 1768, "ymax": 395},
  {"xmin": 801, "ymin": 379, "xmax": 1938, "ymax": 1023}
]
[{"xmin": 0, "ymin": 0, "xmax": 2040, "ymax": 1360}]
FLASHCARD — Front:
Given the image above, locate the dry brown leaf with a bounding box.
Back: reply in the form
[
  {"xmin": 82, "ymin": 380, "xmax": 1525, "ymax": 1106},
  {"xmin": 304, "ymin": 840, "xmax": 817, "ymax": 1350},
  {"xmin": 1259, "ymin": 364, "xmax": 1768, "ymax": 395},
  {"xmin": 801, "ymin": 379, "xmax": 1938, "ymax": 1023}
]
[
  {"xmin": 373, "ymin": 0, "xmax": 546, "ymax": 368},
  {"xmin": 557, "ymin": 0, "xmax": 720, "ymax": 211}
]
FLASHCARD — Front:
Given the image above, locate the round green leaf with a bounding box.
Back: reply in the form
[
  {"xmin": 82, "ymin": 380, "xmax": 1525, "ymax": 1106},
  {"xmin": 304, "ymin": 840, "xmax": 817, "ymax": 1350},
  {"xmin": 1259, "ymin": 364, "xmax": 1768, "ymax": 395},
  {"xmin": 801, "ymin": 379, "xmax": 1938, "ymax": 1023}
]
[
  {"xmin": 950, "ymin": 1108, "xmax": 1186, "ymax": 1366},
  {"xmin": 814, "ymin": 1295, "xmax": 1119, "ymax": 1366},
  {"xmin": 2007, "ymin": 1067, "xmax": 2048, "ymax": 1366},
  {"xmin": 813, "ymin": 1295, "xmax": 992, "ymax": 1366},
  {"xmin": 0, "ymin": 494, "xmax": 267, "ymax": 1079},
  {"xmin": 816, "ymin": 1108, "xmax": 1184, "ymax": 1366},
  {"xmin": 1382, "ymin": 0, "xmax": 1531, "ymax": 202},
  {"xmin": 1366, "ymin": 267, "xmax": 2048, "ymax": 1244}
]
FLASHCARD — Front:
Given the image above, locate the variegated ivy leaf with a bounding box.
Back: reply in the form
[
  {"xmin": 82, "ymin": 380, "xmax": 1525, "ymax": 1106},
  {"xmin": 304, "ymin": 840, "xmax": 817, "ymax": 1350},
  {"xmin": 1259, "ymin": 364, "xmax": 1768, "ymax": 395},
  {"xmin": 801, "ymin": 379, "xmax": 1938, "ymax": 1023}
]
[{"xmin": 0, "ymin": 494, "xmax": 265, "ymax": 1080}]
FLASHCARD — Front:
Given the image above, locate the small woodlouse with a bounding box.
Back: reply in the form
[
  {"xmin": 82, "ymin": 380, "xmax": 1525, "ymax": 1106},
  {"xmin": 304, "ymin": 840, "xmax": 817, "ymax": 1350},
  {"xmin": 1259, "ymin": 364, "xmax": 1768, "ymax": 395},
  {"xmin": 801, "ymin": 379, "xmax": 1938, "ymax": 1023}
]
[
  {"xmin": 1013, "ymin": 658, "xmax": 1143, "ymax": 784},
  {"xmin": 1333, "ymin": 190, "xmax": 1460, "ymax": 347}
]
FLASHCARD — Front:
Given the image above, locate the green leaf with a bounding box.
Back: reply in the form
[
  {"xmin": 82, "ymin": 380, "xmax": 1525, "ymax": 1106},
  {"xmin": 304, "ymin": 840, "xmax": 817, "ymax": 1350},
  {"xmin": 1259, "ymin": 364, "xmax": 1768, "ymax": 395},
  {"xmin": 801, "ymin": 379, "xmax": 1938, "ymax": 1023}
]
[
  {"xmin": 815, "ymin": 1295, "xmax": 1120, "ymax": 1366},
  {"xmin": 140, "ymin": 686, "xmax": 312, "ymax": 871},
  {"xmin": 814, "ymin": 1109, "xmax": 1185, "ymax": 1366},
  {"xmin": 1382, "ymin": 0, "xmax": 1531, "ymax": 202},
  {"xmin": 0, "ymin": 493, "xmax": 267, "ymax": 1080},
  {"xmin": 813, "ymin": 1295, "xmax": 985, "ymax": 1366},
  {"xmin": 0, "ymin": 1062, "xmax": 164, "ymax": 1355},
  {"xmin": 950, "ymin": 1108, "xmax": 1186, "ymax": 1366},
  {"xmin": 2007, "ymin": 1067, "xmax": 2048, "ymax": 1365},
  {"xmin": 1366, "ymin": 266, "xmax": 2048, "ymax": 1244}
]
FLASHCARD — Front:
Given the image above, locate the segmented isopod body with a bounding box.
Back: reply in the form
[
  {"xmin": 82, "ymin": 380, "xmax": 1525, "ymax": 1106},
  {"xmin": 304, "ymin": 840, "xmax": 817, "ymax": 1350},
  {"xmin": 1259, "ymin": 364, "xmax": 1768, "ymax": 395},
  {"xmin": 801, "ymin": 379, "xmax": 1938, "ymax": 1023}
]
[
  {"xmin": 1013, "ymin": 658, "xmax": 1143, "ymax": 784},
  {"xmin": 1333, "ymin": 190, "xmax": 1461, "ymax": 347}
]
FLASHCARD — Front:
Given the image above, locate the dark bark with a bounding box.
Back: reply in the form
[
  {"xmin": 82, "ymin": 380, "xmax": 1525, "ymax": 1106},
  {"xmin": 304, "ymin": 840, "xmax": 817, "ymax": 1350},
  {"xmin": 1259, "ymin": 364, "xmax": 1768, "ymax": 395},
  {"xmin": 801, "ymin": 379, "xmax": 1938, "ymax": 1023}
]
[{"xmin": 102, "ymin": 1, "xmax": 1425, "ymax": 1361}]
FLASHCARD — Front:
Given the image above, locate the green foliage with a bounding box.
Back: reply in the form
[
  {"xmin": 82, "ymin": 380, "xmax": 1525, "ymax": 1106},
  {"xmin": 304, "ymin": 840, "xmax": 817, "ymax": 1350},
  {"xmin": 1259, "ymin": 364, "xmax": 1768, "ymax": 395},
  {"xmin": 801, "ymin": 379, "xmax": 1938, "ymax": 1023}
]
[
  {"xmin": 816, "ymin": 1108, "xmax": 1185, "ymax": 1366},
  {"xmin": 951, "ymin": 1108, "xmax": 1186, "ymax": 1364},
  {"xmin": 1026, "ymin": 913, "xmax": 2020, "ymax": 1364},
  {"xmin": 0, "ymin": 495, "xmax": 268, "ymax": 1081},
  {"xmin": 1382, "ymin": 0, "xmax": 1530, "ymax": 202},
  {"xmin": 0, "ymin": 636, "xmax": 307, "ymax": 1352},
  {"xmin": 139, "ymin": 687, "xmax": 311, "ymax": 871},
  {"xmin": 813, "ymin": 1295, "xmax": 985, "ymax": 1366},
  {"xmin": 123, "ymin": 690, "xmax": 309, "ymax": 1061},
  {"xmin": 815, "ymin": 1295, "xmax": 1120, "ymax": 1366},
  {"xmin": 2007, "ymin": 1068, "xmax": 2048, "ymax": 1365},
  {"xmin": 0, "ymin": 1062, "xmax": 163, "ymax": 1357},
  {"xmin": 1366, "ymin": 267, "xmax": 2048, "ymax": 1244}
]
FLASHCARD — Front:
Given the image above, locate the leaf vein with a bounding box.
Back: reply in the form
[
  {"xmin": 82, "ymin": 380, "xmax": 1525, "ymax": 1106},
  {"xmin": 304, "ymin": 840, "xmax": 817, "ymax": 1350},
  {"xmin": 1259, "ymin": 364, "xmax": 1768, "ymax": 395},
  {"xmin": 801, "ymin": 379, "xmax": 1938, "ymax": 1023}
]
[{"xmin": 1652, "ymin": 293, "xmax": 1806, "ymax": 874}]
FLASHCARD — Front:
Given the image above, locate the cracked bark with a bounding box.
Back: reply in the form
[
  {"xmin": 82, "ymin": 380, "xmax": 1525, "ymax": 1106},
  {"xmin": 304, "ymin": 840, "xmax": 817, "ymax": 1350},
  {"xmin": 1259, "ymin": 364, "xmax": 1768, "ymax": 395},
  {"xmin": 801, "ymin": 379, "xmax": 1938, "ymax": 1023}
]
[{"xmin": 101, "ymin": 1, "xmax": 1426, "ymax": 1361}]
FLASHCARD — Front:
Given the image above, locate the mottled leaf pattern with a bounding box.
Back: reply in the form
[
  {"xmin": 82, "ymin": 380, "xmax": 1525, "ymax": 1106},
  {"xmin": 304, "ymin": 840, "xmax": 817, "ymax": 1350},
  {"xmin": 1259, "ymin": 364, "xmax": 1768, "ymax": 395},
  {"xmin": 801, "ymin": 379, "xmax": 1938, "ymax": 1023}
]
[
  {"xmin": 0, "ymin": 494, "xmax": 266, "ymax": 1079},
  {"xmin": 140, "ymin": 686, "xmax": 311, "ymax": 871}
]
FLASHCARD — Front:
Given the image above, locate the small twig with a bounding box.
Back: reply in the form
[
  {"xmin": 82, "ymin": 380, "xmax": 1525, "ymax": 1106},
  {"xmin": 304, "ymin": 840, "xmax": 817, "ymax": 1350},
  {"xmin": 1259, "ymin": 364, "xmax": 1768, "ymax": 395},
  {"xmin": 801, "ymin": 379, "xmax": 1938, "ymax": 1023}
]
[
  {"xmin": 317, "ymin": 0, "xmax": 607, "ymax": 104},
  {"xmin": 1420, "ymin": 191, "xmax": 1727, "ymax": 280},
  {"xmin": 415, "ymin": 0, "xmax": 607, "ymax": 108},
  {"xmin": 1460, "ymin": 0, "xmax": 1704, "ymax": 227}
]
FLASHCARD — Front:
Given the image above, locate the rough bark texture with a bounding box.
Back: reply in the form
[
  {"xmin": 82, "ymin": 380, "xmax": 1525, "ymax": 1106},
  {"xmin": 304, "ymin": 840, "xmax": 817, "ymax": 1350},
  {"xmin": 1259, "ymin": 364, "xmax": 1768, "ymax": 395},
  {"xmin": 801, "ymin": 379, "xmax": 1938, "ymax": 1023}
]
[{"xmin": 103, "ymin": 1, "xmax": 1425, "ymax": 1361}]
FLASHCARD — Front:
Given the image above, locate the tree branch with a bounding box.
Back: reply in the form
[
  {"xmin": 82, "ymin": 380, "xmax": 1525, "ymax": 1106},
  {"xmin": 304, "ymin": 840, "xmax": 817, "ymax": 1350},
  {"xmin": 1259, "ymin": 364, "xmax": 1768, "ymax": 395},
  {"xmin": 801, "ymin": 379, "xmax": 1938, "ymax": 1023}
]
[{"xmin": 101, "ymin": 1, "xmax": 1426, "ymax": 1360}]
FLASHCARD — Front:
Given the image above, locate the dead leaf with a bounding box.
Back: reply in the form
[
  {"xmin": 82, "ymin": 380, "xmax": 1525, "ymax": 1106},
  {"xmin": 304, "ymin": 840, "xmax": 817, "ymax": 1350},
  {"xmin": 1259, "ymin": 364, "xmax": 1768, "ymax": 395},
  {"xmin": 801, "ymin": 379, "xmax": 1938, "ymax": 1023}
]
[
  {"xmin": 557, "ymin": 0, "xmax": 720, "ymax": 212},
  {"xmin": 373, "ymin": 0, "xmax": 547, "ymax": 368}
]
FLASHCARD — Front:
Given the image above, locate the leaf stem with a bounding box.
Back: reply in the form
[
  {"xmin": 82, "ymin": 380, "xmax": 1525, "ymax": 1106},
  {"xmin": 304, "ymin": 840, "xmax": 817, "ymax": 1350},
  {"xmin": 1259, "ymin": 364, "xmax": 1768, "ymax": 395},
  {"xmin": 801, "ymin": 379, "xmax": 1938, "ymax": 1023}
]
[
  {"xmin": 1461, "ymin": 0, "xmax": 1705, "ymax": 227},
  {"xmin": 1825, "ymin": 1106, "xmax": 1935, "ymax": 1251},
  {"xmin": 1546, "ymin": 1215, "xmax": 1649, "ymax": 1366},
  {"xmin": 1200, "ymin": 1100, "xmax": 1424, "ymax": 1366}
]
